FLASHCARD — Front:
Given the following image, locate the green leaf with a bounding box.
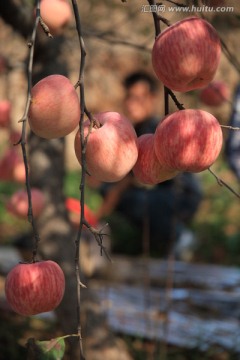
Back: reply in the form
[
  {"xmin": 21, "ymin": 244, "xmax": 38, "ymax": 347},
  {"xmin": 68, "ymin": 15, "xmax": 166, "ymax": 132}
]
[{"xmin": 36, "ymin": 337, "xmax": 66, "ymax": 360}]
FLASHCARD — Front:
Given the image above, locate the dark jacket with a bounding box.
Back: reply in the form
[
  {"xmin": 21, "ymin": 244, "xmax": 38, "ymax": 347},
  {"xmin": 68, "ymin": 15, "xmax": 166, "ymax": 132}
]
[{"xmin": 225, "ymin": 84, "xmax": 240, "ymax": 180}]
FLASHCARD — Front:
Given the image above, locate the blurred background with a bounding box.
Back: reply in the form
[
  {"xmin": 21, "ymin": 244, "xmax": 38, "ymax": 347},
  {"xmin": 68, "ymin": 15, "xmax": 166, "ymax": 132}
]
[{"xmin": 0, "ymin": 0, "xmax": 240, "ymax": 359}]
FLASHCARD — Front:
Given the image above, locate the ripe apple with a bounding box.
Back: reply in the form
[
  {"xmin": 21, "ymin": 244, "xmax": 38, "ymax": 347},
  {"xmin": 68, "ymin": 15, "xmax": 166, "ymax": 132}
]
[
  {"xmin": 74, "ymin": 112, "xmax": 138, "ymax": 182},
  {"xmin": 152, "ymin": 17, "xmax": 221, "ymax": 92},
  {"xmin": 0, "ymin": 148, "xmax": 26, "ymax": 183},
  {"xmin": 199, "ymin": 80, "xmax": 230, "ymax": 106},
  {"xmin": 0, "ymin": 148, "xmax": 24, "ymax": 182},
  {"xmin": 132, "ymin": 134, "xmax": 178, "ymax": 185},
  {"xmin": 65, "ymin": 197, "xmax": 98, "ymax": 227},
  {"xmin": 0, "ymin": 100, "xmax": 11, "ymax": 128},
  {"xmin": 9, "ymin": 130, "xmax": 21, "ymax": 145},
  {"xmin": 12, "ymin": 162, "xmax": 26, "ymax": 183},
  {"xmin": 29, "ymin": 75, "xmax": 80, "ymax": 139},
  {"xmin": 154, "ymin": 109, "xmax": 223, "ymax": 172},
  {"xmin": 5, "ymin": 260, "xmax": 65, "ymax": 316},
  {"xmin": 6, "ymin": 188, "xmax": 46, "ymax": 218},
  {"xmin": 39, "ymin": 0, "xmax": 72, "ymax": 35}
]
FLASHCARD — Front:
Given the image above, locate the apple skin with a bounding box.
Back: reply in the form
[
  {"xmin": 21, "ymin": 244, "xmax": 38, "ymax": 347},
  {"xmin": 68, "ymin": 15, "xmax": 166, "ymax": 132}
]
[
  {"xmin": 29, "ymin": 75, "xmax": 80, "ymax": 139},
  {"xmin": 0, "ymin": 148, "xmax": 25, "ymax": 183},
  {"xmin": 12, "ymin": 162, "xmax": 26, "ymax": 183},
  {"xmin": 0, "ymin": 100, "xmax": 11, "ymax": 128},
  {"xmin": 199, "ymin": 80, "xmax": 230, "ymax": 106},
  {"xmin": 9, "ymin": 130, "xmax": 21, "ymax": 145},
  {"xmin": 65, "ymin": 197, "xmax": 98, "ymax": 227},
  {"xmin": 6, "ymin": 188, "xmax": 46, "ymax": 218},
  {"xmin": 5, "ymin": 260, "xmax": 65, "ymax": 316},
  {"xmin": 154, "ymin": 109, "xmax": 223, "ymax": 173},
  {"xmin": 39, "ymin": 0, "xmax": 72, "ymax": 35},
  {"xmin": 152, "ymin": 17, "xmax": 221, "ymax": 92},
  {"xmin": 74, "ymin": 112, "xmax": 138, "ymax": 182},
  {"xmin": 132, "ymin": 134, "xmax": 178, "ymax": 185}
]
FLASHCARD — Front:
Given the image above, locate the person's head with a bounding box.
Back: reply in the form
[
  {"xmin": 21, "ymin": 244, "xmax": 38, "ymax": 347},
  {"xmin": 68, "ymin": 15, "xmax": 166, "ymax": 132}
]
[{"xmin": 123, "ymin": 71, "xmax": 159, "ymax": 125}]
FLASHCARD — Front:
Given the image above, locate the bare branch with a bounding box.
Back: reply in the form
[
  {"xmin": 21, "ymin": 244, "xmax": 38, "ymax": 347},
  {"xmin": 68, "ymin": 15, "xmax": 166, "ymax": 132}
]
[
  {"xmin": 18, "ymin": 0, "xmax": 42, "ymax": 263},
  {"xmin": 221, "ymin": 125, "xmax": 240, "ymax": 131},
  {"xmin": 166, "ymin": 88, "xmax": 185, "ymax": 110},
  {"xmin": 71, "ymin": 0, "xmax": 89, "ymax": 358},
  {"xmin": 208, "ymin": 167, "xmax": 240, "ymax": 199}
]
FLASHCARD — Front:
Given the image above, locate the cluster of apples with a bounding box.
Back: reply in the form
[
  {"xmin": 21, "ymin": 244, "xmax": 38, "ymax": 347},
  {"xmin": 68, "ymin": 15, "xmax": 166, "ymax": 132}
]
[
  {"xmin": 132, "ymin": 16, "xmax": 224, "ymax": 185},
  {"xmin": 27, "ymin": 74, "xmax": 139, "ymax": 184},
  {"xmin": 4, "ymin": 16, "xmax": 224, "ymax": 317}
]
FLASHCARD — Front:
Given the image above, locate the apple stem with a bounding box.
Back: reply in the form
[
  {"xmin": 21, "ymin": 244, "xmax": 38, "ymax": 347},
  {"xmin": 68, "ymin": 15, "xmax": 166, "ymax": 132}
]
[
  {"xmin": 164, "ymin": 86, "xmax": 170, "ymax": 116},
  {"xmin": 166, "ymin": 88, "xmax": 185, "ymax": 110}
]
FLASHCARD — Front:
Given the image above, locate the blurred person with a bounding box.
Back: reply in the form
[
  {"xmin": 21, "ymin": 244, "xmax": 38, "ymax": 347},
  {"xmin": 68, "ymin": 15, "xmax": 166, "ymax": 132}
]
[
  {"xmin": 225, "ymin": 83, "xmax": 240, "ymax": 181},
  {"xmin": 95, "ymin": 71, "xmax": 202, "ymax": 259}
]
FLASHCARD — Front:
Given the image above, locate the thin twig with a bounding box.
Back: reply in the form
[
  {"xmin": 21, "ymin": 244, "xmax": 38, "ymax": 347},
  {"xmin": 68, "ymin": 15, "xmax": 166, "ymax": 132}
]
[
  {"xmin": 18, "ymin": 0, "xmax": 42, "ymax": 263},
  {"xmin": 83, "ymin": 220, "xmax": 112, "ymax": 262},
  {"xmin": 221, "ymin": 125, "xmax": 240, "ymax": 131},
  {"xmin": 208, "ymin": 167, "xmax": 240, "ymax": 199},
  {"xmin": 39, "ymin": 17, "xmax": 53, "ymax": 38},
  {"xmin": 164, "ymin": 86, "xmax": 169, "ymax": 116},
  {"xmin": 148, "ymin": 0, "xmax": 161, "ymax": 36},
  {"xmin": 166, "ymin": 88, "xmax": 185, "ymax": 110},
  {"xmin": 71, "ymin": 1, "xmax": 87, "ymax": 358}
]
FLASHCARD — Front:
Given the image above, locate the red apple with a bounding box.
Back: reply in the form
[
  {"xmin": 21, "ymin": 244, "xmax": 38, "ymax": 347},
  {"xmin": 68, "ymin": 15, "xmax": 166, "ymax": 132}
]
[
  {"xmin": 29, "ymin": 75, "xmax": 80, "ymax": 139},
  {"xmin": 39, "ymin": 0, "xmax": 72, "ymax": 35},
  {"xmin": 9, "ymin": 130, "xmax": 21, "ymax": 145},
  {"xmin": 0, "ymin": 148, "xmax": 24, "ymax": 182},
  {"xmin": 132, "ymin": 134, "xmax": 178, "ymax": 184},
  {"xmin": 152, "ymin": 17, "xmax": 221, "ymax": 92},
  {"xmin": 12, "ymin": 162, "xmax": 26, "ymax": 183},
  {"xmin": 0, "ymin": 148, "xmax": 26, "ymax": 183},
  {"xmin": 65, "ymin": 197, "xmax": 98, "ymax": 227},
  {"xmin": 154, "ymin": 109, "xmax": 223, "ymax": 172},
  {"xmin": 0, "ymin": 100, "xmax": 11, "ymax": 128},
  {"xmin": 74, "ymin": 112, "xmax": 138, "ymax": 182},
  {"xmin": 5, "ymin": 260, "xmax": 65, "ymax": 316},
  {"xmin": 6, "ymin": 188, "xmax": 46, "ymax": 218},
  {"xmin": 199, "ymin": 80, "xmax": 230, "ymax": 106}
]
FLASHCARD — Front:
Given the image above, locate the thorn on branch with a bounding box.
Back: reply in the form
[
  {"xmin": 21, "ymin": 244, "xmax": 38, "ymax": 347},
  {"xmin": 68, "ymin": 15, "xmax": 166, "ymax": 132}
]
[
  {"xmin": 221, "ymin": 125, "xmax": 240, "ymax": 131},
  {"xmin": 83, "ymin": 220, "xmax": 112, "ymax": 263},
  {"xmin": 166, "ymin": 88, "xmax": 185, "ymax": 110},
  {"xmin": 208, "ymin": 167, "xmax": 240, "ymax": 199},
  {"xmin": 156, "ymin": 14, "xmax": 171, "ymax": 27},
  {"xmin": 78, "ymin": 280, "xmax": 87, "ymax": 288},
  {"xmin": 39, "ymin": 17, "xmax": 53, "ymax": 38}
]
